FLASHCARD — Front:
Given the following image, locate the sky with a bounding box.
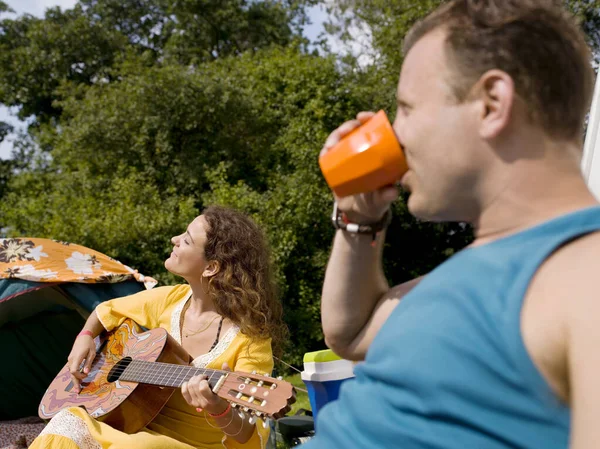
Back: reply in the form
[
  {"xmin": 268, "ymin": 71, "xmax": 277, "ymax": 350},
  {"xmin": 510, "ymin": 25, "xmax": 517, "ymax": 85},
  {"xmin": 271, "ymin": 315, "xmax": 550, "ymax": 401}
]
[
  {"xmin": 0, "ymin": 0, "xmax": 337, "ymax": 159},
  {"xmin": 1, "ymin": 0, "xmax": 79, "ymax": 159}
]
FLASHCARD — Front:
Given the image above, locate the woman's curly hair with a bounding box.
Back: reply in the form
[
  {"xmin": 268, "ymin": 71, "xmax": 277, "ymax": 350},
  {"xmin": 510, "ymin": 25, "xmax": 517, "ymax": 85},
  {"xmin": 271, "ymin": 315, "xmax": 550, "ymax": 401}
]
[{"xmin": 202, "ymin": 205, "xmax": 288, "ymax": 357}]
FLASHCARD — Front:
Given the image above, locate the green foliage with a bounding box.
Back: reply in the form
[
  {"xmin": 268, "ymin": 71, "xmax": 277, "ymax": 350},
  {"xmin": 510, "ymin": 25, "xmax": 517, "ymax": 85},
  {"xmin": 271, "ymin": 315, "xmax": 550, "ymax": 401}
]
[
  {"xmin": 0, "ymin": 121, "xmax": 12, "ymax": 143},
  {"xmin": 0, "ymin": 159, "xmax": 13, "ymax": 208},
  {"xmin": 0, "ymin": 1, "xmax": 11, "ymax": 14},
  {"xmin": 1, "ymin": 168, "xmax": 196, "ymax": 284},
  {"xmin": 325, "ymin": 0, "xmax": 446, "ymax": 73},
  {"xmin": 0, "ymin": 0, "xmax": 315, "ymax": 125},
  {"xmin": 565, "ymin": 0, "xmax": 600, "ymax": 65},
  {"xmin": 0, "ymin": 5, "xmax": 129, "ymax": 122},
  {"xmin": 326, "ymin": 0, "xmax": 600, "ymax": 76},
  {"xmin": 162, "ymin": 0, "xmax": 293, "ymax": 64}
]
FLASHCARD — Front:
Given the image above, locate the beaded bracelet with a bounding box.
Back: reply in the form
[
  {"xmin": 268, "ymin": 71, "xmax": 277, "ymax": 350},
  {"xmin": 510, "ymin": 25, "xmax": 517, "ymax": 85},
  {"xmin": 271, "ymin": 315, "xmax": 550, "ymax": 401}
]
[
  {"xmin": 203, "ymin": 407, "xmax": 235, "ymax": 431},
  {"xmin": 207, "ymin": 403, "xmax": 231, "ymax": 419}
]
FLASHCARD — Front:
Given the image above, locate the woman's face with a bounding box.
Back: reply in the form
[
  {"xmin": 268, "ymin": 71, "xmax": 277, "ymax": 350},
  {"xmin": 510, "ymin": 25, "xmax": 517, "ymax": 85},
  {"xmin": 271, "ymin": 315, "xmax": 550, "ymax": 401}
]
[{"xmin": 165, "ymin": 215, "xmax": 215, "ymax": 280}]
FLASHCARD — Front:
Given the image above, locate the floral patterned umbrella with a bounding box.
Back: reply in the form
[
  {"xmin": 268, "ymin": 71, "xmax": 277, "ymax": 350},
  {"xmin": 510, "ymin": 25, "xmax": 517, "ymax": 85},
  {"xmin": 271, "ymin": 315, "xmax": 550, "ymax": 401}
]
[{"xmin": 0, "ymin": 238, "xmax": 157, "ymax": 289}]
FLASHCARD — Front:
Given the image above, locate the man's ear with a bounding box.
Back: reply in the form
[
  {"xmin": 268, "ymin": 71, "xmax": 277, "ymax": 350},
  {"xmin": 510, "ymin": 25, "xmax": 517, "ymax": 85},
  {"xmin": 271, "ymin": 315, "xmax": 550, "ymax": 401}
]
[
  {"xmin": 473, "ymin": 69, "xmax": 515, "ymax": 140},
  {"xmin": 202, "ymin": 261, "xmax": 220, "ymax": 278}
]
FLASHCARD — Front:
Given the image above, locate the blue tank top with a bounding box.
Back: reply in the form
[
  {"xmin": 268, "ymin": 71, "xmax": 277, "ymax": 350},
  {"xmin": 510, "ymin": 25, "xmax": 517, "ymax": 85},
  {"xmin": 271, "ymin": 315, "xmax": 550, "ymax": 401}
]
[{"xmin": 303, "ymin": 207, "xmax": 600, "ymax": 449}]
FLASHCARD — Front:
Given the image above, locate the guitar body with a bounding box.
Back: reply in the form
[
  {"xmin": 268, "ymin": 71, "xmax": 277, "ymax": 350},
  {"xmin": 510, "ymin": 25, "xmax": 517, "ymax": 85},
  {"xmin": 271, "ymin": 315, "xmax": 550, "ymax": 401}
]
[{"xmin": 38, "ymin": 319, "xmax": 191, "ymax": 433}]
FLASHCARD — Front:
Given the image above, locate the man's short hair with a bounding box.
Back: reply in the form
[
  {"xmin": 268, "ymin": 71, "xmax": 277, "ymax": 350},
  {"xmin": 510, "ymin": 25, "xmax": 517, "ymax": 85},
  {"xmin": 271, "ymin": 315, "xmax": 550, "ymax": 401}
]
[{"xmin": 404, "ymin": 0, "xmax": 595, "ymax": 142}]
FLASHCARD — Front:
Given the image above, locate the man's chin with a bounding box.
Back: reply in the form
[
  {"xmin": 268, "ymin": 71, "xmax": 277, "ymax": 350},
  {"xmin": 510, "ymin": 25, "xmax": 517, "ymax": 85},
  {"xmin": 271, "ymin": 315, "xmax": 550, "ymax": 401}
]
[
  {"xmin": 406, "ymin": 194, "xmax": 422, "ymax": 218},
  {"xmin": 407, "ymin": 196, "xmax": 442, "ymax": 222}
]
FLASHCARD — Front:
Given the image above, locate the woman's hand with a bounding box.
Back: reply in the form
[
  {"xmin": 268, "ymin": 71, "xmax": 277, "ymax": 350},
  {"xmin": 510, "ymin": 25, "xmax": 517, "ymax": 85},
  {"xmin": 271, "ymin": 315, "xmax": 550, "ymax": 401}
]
[
  {"xmin": 182, "ymin": 363, "xmax": 231, "ymax": 415},
  {"xmin": 67, "ymin": 335, "xmax": 97, "ymax": 392}
]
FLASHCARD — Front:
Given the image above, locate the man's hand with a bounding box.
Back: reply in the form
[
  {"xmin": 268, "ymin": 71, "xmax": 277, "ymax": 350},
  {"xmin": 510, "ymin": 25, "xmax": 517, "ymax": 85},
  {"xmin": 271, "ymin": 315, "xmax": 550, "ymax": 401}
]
[{"xmin": 321, "ymin": 111, "xmax": 400, "ymax": 223}]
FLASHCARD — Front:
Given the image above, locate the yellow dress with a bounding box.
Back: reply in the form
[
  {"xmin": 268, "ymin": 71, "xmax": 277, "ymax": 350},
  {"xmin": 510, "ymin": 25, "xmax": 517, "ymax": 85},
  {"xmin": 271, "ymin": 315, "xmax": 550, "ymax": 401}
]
[{"xmin": 30, "ymin": 285, "xmax": 274, "ymax": 449}]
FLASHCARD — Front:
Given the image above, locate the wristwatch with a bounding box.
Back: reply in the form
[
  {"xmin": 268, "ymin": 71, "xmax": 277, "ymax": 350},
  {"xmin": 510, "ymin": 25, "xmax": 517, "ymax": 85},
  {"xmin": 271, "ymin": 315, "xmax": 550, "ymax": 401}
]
[{"xmin": 331, "ymin": 201, "xmax": 392, "ymax": 237}]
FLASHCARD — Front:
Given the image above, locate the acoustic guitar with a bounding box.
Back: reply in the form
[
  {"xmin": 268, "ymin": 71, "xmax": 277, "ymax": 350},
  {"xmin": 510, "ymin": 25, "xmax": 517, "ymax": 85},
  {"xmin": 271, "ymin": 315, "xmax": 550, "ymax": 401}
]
[{"xmin": 38, "ymin": 319, "xmax": 296, "ymax": 433}]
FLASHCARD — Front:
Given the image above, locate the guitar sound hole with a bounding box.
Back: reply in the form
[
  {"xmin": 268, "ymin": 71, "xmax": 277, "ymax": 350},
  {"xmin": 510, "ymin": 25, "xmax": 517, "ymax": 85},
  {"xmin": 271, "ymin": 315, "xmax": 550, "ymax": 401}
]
[{"xmin": 107, "ymin": 357, "xmax": 133, "ymax": 382}]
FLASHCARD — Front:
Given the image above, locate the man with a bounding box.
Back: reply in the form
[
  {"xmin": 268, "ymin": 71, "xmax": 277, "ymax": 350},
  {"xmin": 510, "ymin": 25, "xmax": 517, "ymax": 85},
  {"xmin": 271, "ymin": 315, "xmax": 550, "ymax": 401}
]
[{"xmin": 304, "ymin": 1, "xmax": 598, "ymax": 448}]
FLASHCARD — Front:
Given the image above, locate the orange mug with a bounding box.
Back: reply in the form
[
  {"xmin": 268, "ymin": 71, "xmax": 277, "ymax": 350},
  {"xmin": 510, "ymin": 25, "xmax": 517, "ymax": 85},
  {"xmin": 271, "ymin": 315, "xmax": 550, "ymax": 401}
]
[{"xmin": 319, "ymin": 110, "xmax": 408, "ymax": 197}]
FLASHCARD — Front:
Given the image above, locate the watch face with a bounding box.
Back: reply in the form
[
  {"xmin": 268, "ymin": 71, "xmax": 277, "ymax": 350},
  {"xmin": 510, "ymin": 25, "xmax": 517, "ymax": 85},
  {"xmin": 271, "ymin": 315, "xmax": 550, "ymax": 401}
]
[
  {"xmin": 331, "ymin": 203, "xmax": 392, "ymax": 235},
  {"xmin": 331, "ymin": 202, "xmax": 342, "ymax": 230}
]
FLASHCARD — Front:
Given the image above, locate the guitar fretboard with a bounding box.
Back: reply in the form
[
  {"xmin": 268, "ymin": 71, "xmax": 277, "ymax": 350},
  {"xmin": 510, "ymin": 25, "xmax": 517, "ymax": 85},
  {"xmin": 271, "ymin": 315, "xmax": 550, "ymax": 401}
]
[{"xmin": 120, "ymin": 360, "xmax": 224, "ymax": 388}]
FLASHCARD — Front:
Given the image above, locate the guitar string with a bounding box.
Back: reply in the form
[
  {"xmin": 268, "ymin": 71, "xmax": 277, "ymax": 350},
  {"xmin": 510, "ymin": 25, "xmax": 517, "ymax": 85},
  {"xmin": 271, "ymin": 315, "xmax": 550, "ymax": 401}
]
[
  {"xmin": 88, "ymin": 369, "xmax": 222, "ymax": 390},
  {"xmin": 95, "ymin": 362, "xmax": 271, "ymax": 408},
  {"xmin": 90, "ymin": 361, "xmax": 286, "ymax": 394},
  {"xmin": 98, "ymin": 361, "xmax": 220, "ymax": 376},
  {"xmin": 104, "ymin": 359, "xmax": 269, "ymax": 380},
  {"xmin": 87, "ymin": 361, "xmax": 262, "ymax": 390},
  {"xmin": 77, "ymin": 361, "xmax": 285, "ymax": 414},
  {"xmin": 119, "ymin": 363, "xmax": 221, "ymax": 387},
  {"xmin": 109, "ymin": 362, "xmax": 224, "ymax": 380}
]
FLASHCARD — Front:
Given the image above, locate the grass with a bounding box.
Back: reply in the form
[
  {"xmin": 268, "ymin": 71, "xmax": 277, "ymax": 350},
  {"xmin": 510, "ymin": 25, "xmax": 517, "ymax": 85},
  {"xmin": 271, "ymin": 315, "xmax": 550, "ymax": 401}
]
[{"xmin": 284, "ymin": 373, "xmax": 311, "ymax": 416}]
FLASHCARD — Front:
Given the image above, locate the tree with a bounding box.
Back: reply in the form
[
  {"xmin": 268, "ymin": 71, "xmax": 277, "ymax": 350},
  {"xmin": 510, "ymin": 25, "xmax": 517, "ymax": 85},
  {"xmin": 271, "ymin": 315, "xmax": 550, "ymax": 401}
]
[
  {"xmin": 0, "ymin": 120, "xmax": 14, "ymax": 214},
  {"xmin": 567, "ymin": 0, "xmax": 600, "ymax": 66},
  {"xmin": 0, "ymin": 0, "xmax": 316, "ymax": 126},
  {"xmin": 0, "ymin": 1, "xmax": 11, "ymax": 14},
  {"xmin": 1, "ymin": 168, "xmax": 197, "ymax": 284},
  {"xmin": 0, "ymin": 0, "xmax": 477, "ymax": 365},
  {"xmin": 324, "ymin": 0, "xmax": 600, "ymax": 75},
  {"xmin": 0, "ymin": 6, "xmax": 130, "ymax": 122},
  {"xmin": 0, "ymin": 121, "xmax": 12, "ymax": 143},
  {"xmin": 1, "ymin": 46, "xmax": 373, "ymax": 362}
]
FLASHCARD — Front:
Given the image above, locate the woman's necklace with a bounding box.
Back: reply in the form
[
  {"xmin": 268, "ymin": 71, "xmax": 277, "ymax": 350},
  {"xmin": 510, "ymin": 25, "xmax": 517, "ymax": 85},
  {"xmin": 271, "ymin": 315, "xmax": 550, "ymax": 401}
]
[
  {"xmin": 208, "ymin": 317, "xmax": 224, "ymax": 352},
  {"xmin": 183, "ymin": 314, "xmax": 220, "ymax": 338}
]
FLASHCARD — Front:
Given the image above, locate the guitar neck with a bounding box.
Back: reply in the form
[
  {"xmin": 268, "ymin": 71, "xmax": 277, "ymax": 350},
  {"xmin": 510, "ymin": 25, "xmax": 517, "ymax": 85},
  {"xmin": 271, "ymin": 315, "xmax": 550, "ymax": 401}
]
[{"xmin": 120, "ymin": 360, "xmax": 224, "ymax": 388}]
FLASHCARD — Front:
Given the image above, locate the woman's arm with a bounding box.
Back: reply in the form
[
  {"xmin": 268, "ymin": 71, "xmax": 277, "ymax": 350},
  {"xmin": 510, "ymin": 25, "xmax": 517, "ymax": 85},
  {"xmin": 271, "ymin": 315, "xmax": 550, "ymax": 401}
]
[
  {"xmin": 182, "ymin": 364, "xmax": 257, "ymax": 444},
  {"xmin": 67, "ymin": 310, "xmax": 106, "ymax": 391},
  {"xmin": 95, "ymin": 285, "xmax": 175, "ymax": 331},
  {"xmin": 80, "ymin": 309, "xmax": 106, "ymax": 337}
]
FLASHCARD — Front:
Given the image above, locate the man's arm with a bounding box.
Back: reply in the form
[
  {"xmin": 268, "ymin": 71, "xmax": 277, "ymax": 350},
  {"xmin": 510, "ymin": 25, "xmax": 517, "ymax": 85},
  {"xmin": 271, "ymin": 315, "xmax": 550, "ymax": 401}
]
[
  {"xmin": 534, "ymin": 232, "xmax": 600, "ymax": 448},
  {"xmin": 319, "ymin": 111, "xmax": 420, "ymax": 360},
  {"xmin": 322, "ymin": 227, "xmax": 422, "ymax": 360},
  {"xmin": 564, "ymin": 235, "xmax": 600, "ymax": 448}
]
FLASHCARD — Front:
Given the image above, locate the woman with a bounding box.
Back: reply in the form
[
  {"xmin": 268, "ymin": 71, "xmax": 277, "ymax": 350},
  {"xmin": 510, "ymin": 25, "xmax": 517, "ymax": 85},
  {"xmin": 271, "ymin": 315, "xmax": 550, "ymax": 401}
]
[{"xmin": 31, "ymin": 205, "xmax": 287, "ymax": 449}]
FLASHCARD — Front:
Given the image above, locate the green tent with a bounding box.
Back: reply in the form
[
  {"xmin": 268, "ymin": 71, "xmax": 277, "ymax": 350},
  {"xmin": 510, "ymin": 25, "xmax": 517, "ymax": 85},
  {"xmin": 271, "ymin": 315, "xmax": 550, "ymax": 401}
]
[{"xmin": 0, "ymin": 238, "xmax": 154, "ymax": 420}]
